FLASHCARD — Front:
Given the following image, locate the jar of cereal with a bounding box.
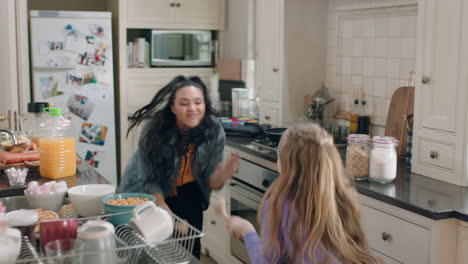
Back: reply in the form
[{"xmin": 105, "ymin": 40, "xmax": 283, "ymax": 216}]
[
  {"xmin": 345, "ymin": 134, "xmax": 371, "ymax": 181},
  {"xmin": 369, "ymin": 136, "xmax": 399, "ymax": 183}
]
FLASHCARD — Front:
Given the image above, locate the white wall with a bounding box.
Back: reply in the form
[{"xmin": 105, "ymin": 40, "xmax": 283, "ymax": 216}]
[
  {"xmin": 325, "ymin": 0, "xmax": 418, "ymax": 136},
  {"xmin": 283, "ymin": 0, "xmax": 328, "ymax": 124},
  {"xmin": 220, "ymin": 0, "xmax": 255, "ymax": 60}
]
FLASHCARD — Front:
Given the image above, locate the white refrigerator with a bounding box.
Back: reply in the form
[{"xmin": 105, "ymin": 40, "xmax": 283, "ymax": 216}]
[{"xmin": 29, "ymin": 10, "xmax": 117, "ymax": 185}]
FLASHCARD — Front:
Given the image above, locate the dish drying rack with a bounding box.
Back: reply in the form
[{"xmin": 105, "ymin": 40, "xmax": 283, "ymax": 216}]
[{"xmin": 14, "ymin": 210, "xmax": 203, "ymax": 264}]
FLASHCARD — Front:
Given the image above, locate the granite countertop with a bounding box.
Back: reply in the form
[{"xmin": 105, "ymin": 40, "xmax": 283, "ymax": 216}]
[
  {"xmin": 0, "ymin": 164, "xmax": 110, "ymax": 198},
  {"xmin": 226, "ymin": 137, "xmax": 468, "ymax": 222}
]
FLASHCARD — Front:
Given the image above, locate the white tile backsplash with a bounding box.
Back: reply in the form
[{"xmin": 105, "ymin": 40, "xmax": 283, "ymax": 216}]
[
  {"xmin": 374, "ymin": 58, "xmax": 387, "ymax": 77},
  {"xmin": 373, "ymin": 78, "xmax": 387, "ymax": 97},
  {"xmin": 363, "ymin": 57, "xmax": 375, "ymax": 76},
  {"xmin": 389, "ymin": 16, "xmax": 401, "ymax": 36},
  {"xmin": 386, "ymin": 58, "xmax": 400, "ymax": 78},
  {"xmin": 341, "ymin": 57, "xmax": 352, "ymax": 74},
  {"xmin": 388, "ymin": 38, "xmax": 401, "ymax": 58},
  {"xmin": 375, "ymin": 17, "xmax": 389, "ymax": 37},
  {"xmin": 375, "ymin": 38, "xmax": 388, "ymax": 57},
  {"xmin": 327, "ymin": 0, "xmax": 417, "ymax": 128},
  {"xmin": 351, "ymin": 57, "xmax": 364, "ymax": 75}
]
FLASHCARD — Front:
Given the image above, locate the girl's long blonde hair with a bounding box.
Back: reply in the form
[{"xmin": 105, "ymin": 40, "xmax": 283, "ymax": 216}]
[{"xmin": 259, "ymin": 122, "xmax": 382, "ymax": 264}]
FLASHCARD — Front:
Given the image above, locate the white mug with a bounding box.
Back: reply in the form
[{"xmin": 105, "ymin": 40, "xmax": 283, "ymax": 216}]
[
  {"xmin": 0, "ymin": 227, "xmax": 21, "ymax": 264},
  {"xmin": 77, "ymin": 220, "xmax": 116, "ymax": 264},
  {"xmin": 130, "ymin": 201, "xmax": 174, "ymax": 245}
]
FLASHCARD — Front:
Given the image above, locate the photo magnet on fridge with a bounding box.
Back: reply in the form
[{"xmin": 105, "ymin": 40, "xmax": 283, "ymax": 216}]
[
  {"xmin": 40, "ymin": 76, "xmax": 63, "ymax": 99},
  {"xmin": 67, "ymin": 94, "xmax": 96, "ymax": 121},
  {"xmin": 79, "ymin": 122, "xmax": 108, "ymax": 146},
  {"xmin": 84, "ymin": 150, "xmax": 105, "ymax": 168}
]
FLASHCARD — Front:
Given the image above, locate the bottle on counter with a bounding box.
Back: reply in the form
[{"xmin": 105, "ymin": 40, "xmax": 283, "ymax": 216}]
[
  {"xmin": 350, "ymin": 99, "xmax": 359, "ymax": 134},
  {"xmin": 369, "ymin": 136, "xmax": 399, "ymax": 183},
  {"xmin": 345, "ymin": 134, "xmax": 371, "ymax": 181},
  {"xmin": 22, "ymin": 102, "xmax": 49, "ymax": 147},
  {"xmin": 357, "ymin": 100, "xmax": 370, "ymax": 135},
  {"xmin": 38, "ymin": 107, "xmax": 76, "ymax": 179}
]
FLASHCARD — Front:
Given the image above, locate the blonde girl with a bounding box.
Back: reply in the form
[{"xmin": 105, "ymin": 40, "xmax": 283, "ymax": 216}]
[{"xmin": 225, "ymin": 122, "xmax": 383, "ymax": 264}]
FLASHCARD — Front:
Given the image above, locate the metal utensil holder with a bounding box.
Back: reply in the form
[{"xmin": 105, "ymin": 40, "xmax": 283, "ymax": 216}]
[{"xmin": 15, "ymin": 210, "xmax": 203, "ymax": 264}]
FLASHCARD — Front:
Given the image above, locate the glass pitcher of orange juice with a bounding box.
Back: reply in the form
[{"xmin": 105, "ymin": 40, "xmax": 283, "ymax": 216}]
[{"xmin": 38, "ymin": 107, "xmax": 76, "ymax": 179}]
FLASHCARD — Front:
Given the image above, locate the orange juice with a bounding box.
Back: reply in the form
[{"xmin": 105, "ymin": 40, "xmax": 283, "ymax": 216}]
[{"xmin": 39, "ymin": 136, "xmax": 76, "ymax": 179}]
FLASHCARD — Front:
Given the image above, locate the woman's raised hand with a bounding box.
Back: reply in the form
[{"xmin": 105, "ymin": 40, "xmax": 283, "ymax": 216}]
[{"xmin": 210, "ymin": 151, "xmax": 241, "ymax": 189}]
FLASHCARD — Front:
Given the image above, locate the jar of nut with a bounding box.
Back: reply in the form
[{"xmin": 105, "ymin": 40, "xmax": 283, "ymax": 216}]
[{"xmin": 345, "ymin": 134, "xmax": 371, "ymax": 181}]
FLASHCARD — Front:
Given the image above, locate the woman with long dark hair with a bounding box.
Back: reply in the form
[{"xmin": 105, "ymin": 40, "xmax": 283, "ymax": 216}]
[{"xmin": 120, "ymin": 76, "xmax": 239, "ymax": 259}]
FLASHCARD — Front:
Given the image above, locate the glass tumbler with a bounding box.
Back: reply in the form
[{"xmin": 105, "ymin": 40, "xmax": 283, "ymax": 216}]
[{"xmin": 45, "ymin": 239, "xmax": 85, "ymax": 264}]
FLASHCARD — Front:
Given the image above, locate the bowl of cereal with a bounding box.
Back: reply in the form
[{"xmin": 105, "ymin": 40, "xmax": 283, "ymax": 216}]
[{"xmin": 102, "ymin": 193, "xmax": 155, "ymax": 226}]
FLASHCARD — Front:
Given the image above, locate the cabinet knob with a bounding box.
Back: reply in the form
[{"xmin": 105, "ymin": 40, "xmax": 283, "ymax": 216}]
[
  {"xmin": 210, "ymin": 220, "xmax": 216, "ymax": 225},
  {"xmin": 176, "ymin": 3, "xmax": 181, "ymax": 7},
  {"xmin": 429, "ymin": 151, "xmax": 439, "ymax": 159},
  {"xmin": 170, "ymin": 3, "xmax": 175, "ymax": 7},
  {"xmin": 381, "ymin": 232, "xmax": 392, "ymax": 241},
  {"xmin": 264, "ymin": 115, "xmax": 271, "ymax": 121},
  {"xmin": 421, "ymin": 75, "xmax": 431, "ymax": 85},
  {"xmin": 272, "ymin": 67, "xmax": 279, "ymax": 72},
  {"xmin": 0, "ymin": 115, "xmax": 6, "ymax": 122}
]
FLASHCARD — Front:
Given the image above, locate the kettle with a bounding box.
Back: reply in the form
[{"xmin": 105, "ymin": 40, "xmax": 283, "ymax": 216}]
[{"xmin": 305, "ymin": 97, "xmax": 335, "ymax": 125}]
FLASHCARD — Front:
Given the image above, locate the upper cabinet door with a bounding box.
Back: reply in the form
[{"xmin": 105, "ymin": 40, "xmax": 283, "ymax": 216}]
[
  {"xmin": 127, "ymin": 0, "xmax": 176, "ymax": 27},
  {"xmin": 416, "ymin": 0, "xmax": 465, "ymax": 133},
  {"xmin": 257, "ymin": 0, "xmax": 283, "ymax": 105},
  {"xmin": 176, "ymin": 0, "xmax": 224, "ymax": 28}
]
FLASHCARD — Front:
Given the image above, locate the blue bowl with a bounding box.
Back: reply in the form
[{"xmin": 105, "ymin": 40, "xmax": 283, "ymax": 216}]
[{"xmin": 102, "ymin": 193, "xmax": 156, "ymax": 226}]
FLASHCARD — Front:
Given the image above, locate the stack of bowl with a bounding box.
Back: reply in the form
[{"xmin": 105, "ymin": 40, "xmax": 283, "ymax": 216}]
[{"xmin": 101, "ymin": 193, "xmax": 155, "ymax": 226}]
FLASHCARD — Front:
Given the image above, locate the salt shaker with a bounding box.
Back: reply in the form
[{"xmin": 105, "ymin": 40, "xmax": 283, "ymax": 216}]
[{"xmin": 369, "ymin": 136, "xmax": 399, "ymax": 183}]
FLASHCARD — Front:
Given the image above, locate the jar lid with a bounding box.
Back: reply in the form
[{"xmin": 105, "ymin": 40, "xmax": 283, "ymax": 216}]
[
  {"xmin": 27, "ymin": 102, "xmax": 49, "ymax": 113},
  {"xmin": 347, "ymin": 134, "xmax": 371, "ymax": 143},
  {"xmin": 372, "ymin": 136, "xmax": 399, "ymax": 147}
]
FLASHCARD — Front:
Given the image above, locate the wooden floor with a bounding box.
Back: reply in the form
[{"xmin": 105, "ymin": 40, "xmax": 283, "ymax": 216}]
[{"xmin": 200, "ymin": 254, "xmax": 217, "ymax": 264}]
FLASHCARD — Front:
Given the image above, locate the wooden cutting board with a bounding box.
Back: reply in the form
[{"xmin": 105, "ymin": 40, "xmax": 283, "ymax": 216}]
[{"xmin": 385, "ymin": 85, "xmax": 415, "ymax": 156}]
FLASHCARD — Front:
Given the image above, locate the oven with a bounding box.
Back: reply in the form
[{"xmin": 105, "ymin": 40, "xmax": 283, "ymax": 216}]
[{"xmin": 230, "ymin": 158, "xmax": 278, "ymax": 264}]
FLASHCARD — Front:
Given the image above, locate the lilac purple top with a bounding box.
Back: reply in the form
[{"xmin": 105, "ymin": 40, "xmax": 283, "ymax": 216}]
[{"xmin": 242, "ymin": 199, "xmax": 340, "ymax": 264}]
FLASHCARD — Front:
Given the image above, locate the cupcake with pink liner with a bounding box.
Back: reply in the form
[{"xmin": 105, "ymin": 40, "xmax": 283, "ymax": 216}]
[{"xmin": 25, "ymin": 181, "xmax": 67, "ymax": 212}]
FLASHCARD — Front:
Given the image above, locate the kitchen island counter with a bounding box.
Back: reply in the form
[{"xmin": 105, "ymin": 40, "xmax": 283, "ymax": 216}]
[{"xmin": 0, "ymin": 164, "xmax": 111, "ymax": 198}]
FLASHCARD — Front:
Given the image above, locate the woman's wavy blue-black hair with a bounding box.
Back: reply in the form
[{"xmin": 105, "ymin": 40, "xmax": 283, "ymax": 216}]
[{"xmin": 127, "ymin": 76, "xmax": 218, "ymax": 187}]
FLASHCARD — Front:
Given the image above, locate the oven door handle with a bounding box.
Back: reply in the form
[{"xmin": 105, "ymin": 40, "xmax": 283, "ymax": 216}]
[{"xmin": 230, "ymin": 180, "xmax": 263, "ymax": 205}]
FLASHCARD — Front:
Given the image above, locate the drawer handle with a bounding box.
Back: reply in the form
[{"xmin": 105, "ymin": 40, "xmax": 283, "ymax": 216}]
[
  {"xmin": 176, "ymin": 3, "xmax": 181, "ymax": 7},
  {"xmin": 429, "ymin": 151, "xmax": 439, "ymax": 159},
  {"xmin": 421, "ymin": 75, "xmax": 431, "ymax": 85},
  {"xmin": 264, "ymin": 115, "xmax": 271, "ymax": 120},
  {"xmin": 272, "ymin": 67, "xmax": 279, "ymax": 72},
  {"xmin": 381, "ymin": 232, "xmax": 392, "ymax": 242},
  {"xmin": 211, "ymin": 220, "xmax": 216, "ymax": 225},
  {"xmin": 170, "ymin": 2, "xmax": 175, "ymax": 7}
]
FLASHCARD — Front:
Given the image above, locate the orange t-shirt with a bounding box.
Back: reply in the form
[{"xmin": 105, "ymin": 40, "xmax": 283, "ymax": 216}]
[{"xmin": 169, "ymin": 145, "xmax": 195, "ymax": 196}]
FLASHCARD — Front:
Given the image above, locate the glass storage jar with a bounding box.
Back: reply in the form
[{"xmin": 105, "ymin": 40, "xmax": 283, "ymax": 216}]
[
  {"xmin": 369, "ymin": 136, "xmax": 399, "ymax": 183},
  {"xmin": 345, "ymin": 134, "xmax": 371, "ymax": 181}
]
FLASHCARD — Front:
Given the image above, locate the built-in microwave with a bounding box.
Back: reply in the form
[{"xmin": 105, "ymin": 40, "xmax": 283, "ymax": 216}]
[{"xmin": 151, "ymin": 30, "xmax": 213, "ymax": 67}]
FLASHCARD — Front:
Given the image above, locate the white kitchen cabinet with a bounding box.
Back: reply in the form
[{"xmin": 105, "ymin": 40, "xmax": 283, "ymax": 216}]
[
  {"xmin": 457, "ymin": 221, "xmax": 468, "ymax": 264},
  {"xmin": 126, "ymin": 0, "xmax": 225, "ymax": 29},
  {"xmin": 412, "ymin": 0, "xmax": 468, "ymax": 186},
  {"xmin": 359, "ymin": 195, "xmax": 457, "ymax": 264},
  {"xmin": 202, "ymin": 184, "xmax": 231, "ymax": 263},
  {"xmin": 255, "ymin": 0, "xmax": 328, "ymax": 126}
]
